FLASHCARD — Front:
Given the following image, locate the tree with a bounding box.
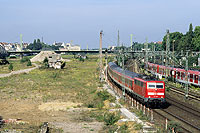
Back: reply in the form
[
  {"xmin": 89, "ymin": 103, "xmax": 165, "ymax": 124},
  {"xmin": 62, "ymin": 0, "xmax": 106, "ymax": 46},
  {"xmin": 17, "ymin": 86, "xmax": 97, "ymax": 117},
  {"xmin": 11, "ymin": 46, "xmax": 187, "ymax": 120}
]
[
  {"xmin": 27, "ymin": 39, "xmax": 60, "ymax": 50},
  {"xmin": 192, "ymin": 26, "xmax": 200, "ymax": 51},
  {"xmin": 185, "ymin": 23, "xmax": 194, "ymax": 51},
  {"xmin": 27, "ymin": 39, "xmax": 43, "ymax": 50},
  {"xmin": 43, "ymin": 57, "xmax": 49, "ymax": 68},
  {"xmin": 37, "ymin": 39, "xmax": 41, "ymax": 44},
  {"xmin": 33, "ymin": 39, "xmax": 36, "ymax": 44},
  {"xmin": 177, "ymin": 35, "xmax": 187, "ymax": 51},
  {"xmin": 162, "ymin": 32, "xmax": 183, "ymax": 51}
]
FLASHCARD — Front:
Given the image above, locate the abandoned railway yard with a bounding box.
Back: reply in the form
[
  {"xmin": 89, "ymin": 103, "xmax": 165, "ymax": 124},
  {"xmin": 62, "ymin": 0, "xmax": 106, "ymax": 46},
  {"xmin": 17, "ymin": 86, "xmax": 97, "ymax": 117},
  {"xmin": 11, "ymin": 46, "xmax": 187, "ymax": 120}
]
[{"xmin": 0, "ymin": 55, "xmax": 144, "ymax": 132}]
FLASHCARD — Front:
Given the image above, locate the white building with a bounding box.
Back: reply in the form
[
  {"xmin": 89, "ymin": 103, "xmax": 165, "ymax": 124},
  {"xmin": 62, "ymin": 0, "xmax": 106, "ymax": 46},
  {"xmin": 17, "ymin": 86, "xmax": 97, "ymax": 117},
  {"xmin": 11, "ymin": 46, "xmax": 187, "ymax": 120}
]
[{"xmin": 60, "ymin": 43, "xmax": 80, "ymax": 51}]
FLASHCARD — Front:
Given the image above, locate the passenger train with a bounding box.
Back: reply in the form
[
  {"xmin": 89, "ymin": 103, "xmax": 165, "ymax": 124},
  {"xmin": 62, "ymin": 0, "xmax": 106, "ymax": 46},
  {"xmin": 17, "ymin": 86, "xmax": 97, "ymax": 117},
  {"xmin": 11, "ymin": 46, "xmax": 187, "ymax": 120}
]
[
  {"xmin": 108, "ymin": 62, "xmax": 166, "ymax": 105},
  {"xmin": 147, "ymin": 62, "xmax": 200, "ymax": 86}
]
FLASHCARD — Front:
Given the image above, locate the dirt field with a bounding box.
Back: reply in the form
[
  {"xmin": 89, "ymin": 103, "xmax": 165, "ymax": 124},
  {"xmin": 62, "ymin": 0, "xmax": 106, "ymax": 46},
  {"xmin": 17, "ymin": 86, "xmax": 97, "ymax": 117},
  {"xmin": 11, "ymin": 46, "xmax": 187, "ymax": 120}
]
[{"xmin": 0, "ymin": 57, "xmax": 104, "ymax": 132}]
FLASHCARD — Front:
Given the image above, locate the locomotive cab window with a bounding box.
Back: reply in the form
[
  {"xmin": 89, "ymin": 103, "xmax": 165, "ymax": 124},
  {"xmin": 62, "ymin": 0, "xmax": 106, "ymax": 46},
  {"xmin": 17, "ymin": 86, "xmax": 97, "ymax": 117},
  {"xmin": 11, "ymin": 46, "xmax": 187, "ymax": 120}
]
[
  {"xmin": 156, "ymin": 83, "xmax": 164, "ymax": 89},
  {"xmin": 147, "ymin": 83, "xmax": 156, "ymax": 88}
]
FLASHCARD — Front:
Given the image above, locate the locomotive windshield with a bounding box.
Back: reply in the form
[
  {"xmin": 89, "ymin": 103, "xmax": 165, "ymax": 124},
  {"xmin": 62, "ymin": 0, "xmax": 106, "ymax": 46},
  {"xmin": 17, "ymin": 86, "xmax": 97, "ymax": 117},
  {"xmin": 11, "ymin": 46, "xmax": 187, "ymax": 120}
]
[
  {"xmin": 147, "ymin": 83, "xmax": 164, "ymax": 89},
  {"xmin": 156, "ymin": 84, "xmax": 163, "ymax": 88},
  {"xmin": 147, "ymin": 83, "xmax": 156, "ymax": 88},
  {"xmin": 148, "ymin": 84, "xmax": 155, "ymax": 88}
]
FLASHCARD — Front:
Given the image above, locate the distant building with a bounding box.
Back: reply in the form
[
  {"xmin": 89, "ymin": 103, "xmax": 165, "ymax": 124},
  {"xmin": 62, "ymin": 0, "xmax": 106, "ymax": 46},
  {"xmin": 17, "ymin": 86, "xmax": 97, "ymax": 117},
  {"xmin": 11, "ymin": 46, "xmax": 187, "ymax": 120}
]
[
  {"xmin": 53, "ymin": 42, "xmax": 64, "ymax": 47},
  {"xmin": 59, "ymin": 43, "xmax": 80, "ymax": 51},
  {"xmin": 108, "ymin": 46, "xmax": 116, "ymax": 51},
  {"xmin": 156, "ymin": 41, "xmax": 162, "ymax": 44},
  {"xmin": 0, "ymin": 42, "xmax": 29, "ymax": 51}
]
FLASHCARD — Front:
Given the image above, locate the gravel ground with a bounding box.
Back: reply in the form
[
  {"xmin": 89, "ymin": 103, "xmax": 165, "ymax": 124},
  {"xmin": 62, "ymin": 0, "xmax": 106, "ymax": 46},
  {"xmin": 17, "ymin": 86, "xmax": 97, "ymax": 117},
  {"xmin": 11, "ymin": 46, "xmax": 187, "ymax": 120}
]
[{"xmin": 50, "ymin": 121, "xmax": 104, "ymax": 133}]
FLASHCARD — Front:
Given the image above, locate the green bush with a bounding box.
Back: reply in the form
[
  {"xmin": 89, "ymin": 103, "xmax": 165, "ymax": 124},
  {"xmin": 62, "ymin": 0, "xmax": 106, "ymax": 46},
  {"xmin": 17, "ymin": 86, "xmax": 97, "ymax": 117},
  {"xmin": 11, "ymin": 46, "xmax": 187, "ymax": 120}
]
[
  {"xmin": 167, "ymin": 121, "xmax": 182, "ymax": 133},
  {"xmin": 27, "ymin": 60, "xmax": 32, "ymax": 66},
  {"xmin": 79, "ymin": 57, "xmax": 84, "ymax": 62},
  {"xmin": 97, "ymin": 91, "xmax": 110, "ymax": 101},
  {"xmin": 20, "ymin": 57, "xmax": 30, "ymax": 63},
  {"xmin": 90, "ymin": 111, "xmax": 120, "ymax": 126},
  {"xmin": 134, "ymin": 123, "xmax": 143, "ymax": 130},
  {"xmin": 8, "ymin": 63, "xmax": 13, "ymax": 71},
  {"xmin": 87, "ymin": 103, "xmax": 95, "ymax": 108},
  {"xmin": 43, "ymin": 57, "xmax": 49, "ymax": 68},
  {"xmin": 43, "ymin": 57, "xmax": 48, "ymax": 64},
  {"xmin": 103, "ymin": 112, "xmax": 120, "ymax": 126},
  {"xmin": 119, "ymin": 122, "xmax": 129, "ymax": 133},
  {"xmin": 61, "ymin": 61, "xmax": 66, "ymax": 69}
]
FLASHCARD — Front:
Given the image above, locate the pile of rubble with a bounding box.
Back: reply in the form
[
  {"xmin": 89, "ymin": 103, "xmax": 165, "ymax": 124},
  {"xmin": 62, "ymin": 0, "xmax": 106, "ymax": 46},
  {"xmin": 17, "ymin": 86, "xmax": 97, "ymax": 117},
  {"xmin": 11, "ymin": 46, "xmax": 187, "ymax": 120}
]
[{"xmin": 30, "ymin": 51, "xmax": 65, "ymax": 69}]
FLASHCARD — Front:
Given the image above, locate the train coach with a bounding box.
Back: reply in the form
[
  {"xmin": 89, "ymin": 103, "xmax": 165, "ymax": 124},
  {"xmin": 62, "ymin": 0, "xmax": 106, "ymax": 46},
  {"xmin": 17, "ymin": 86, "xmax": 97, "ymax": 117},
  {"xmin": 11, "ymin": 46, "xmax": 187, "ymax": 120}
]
[
  {"xmin": 147, "ymin": 62, "xmax": 200, "ymax": 86},
  {"xmin": 108, "ymin": 62, "xmax": 166, "ymax": 106}
]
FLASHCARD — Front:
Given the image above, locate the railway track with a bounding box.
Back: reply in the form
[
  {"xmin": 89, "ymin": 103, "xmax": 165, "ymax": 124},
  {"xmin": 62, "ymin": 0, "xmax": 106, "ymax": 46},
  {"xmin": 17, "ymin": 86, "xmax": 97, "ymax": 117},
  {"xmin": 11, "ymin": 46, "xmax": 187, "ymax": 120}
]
[
  {"xmin": 106, "ymin": 71, "xmax": 200, "ymax": 132},
  {"xmin": 166, "ymin": 84, "xmax": 200, "ymax": 101},
  {"xmin": 153, "ymin": 109, "xmax": 197, "ymax": 133}
]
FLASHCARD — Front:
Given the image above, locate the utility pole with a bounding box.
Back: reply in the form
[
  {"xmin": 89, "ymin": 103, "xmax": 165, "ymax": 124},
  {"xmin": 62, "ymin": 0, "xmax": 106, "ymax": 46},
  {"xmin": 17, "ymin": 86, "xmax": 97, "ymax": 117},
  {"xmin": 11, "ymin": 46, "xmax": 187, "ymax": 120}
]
[
  {"xmin": 87, "ymin": 44, "xmax": 88, "ymax": 51},
  {"xmin": 117, "ymin": 30, "xmax": 120, "ymax": 66},
  {"xmin": 20, "ymin": 34, "xmax": 23, "ymax": 51},
  {"xmin": 185, "ymin": 52, "xmax": 189, "ymax": 99},
  {"xmin": 99, "ymin": 30, "xmax": 103, "ymax": 82},
  {"xmin": 117, "ymin": 30, "xmax": 120, "ymax": 47},
  {"xmin": 122, "ymin": 47, "xmax": 126, "ymax": 99},
  {"xmin": 130, "ymin": 34, "xmax": 133, "ymax": 59},
  {"xmin": 130, "ymin": 34, "xmax": 133, "ymax": 51},
  {"xmin": 165, "ymin": 30, "xmax": 170, "ymax": 80},
  {"xmin": 162, "ymin": 51, "xmax": 164, "ymax": 65},
  {"xmin": 145, "ymin": 38, "xmax": 148, "ymax": 68},
  {"xmin": 153, "ymin": 45, "xmax": 155, "ymax": 63},
  {"xmin": 173, "ymin": 40, "xmax": 175, "ymax": 68}
]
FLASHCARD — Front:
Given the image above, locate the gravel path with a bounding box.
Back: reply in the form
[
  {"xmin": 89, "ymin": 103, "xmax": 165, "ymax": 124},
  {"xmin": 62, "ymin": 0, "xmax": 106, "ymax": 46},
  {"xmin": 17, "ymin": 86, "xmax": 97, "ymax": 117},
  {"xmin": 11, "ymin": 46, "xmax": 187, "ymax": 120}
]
[{"xmin": 0, "ymin": 63, "xmax": 39, "ymax": 78}]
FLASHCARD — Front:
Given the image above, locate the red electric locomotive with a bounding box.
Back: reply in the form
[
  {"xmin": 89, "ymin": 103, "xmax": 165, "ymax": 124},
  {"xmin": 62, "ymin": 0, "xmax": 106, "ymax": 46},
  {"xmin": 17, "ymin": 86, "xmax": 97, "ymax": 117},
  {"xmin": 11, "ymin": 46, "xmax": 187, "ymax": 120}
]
[{"xmin": 108, "ymin": 62, "xmax": 166, "ymax": 106}]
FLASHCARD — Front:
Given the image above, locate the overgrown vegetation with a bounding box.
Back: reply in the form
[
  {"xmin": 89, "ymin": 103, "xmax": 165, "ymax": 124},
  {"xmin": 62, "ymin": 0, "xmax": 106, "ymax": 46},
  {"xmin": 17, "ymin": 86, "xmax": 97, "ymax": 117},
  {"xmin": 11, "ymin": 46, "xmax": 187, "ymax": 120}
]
[
  {"xmin": 103, "ymin": 112, "xmax": 120, "ymax": 126},
  {"xmin": 27, "ymin": 60, "xmax": 32, "ymax": 66},
  {"xmin": 86, "ymin": 90, "xmax": 115, "ymax": 109},
  {"xmin": 167, "ymin": 121, "xmax": 182, "ymax": 133},
  {"xmin": 20, "ymin": 57, "xmax": 30, "ymax": 63},
  {"xmin": 0, "ymin": 59, "xmax": 33, "ymax": 74},
  {"xmin": 134, "ymin": 123, "xmax": 143, "ymax": 130},
  {"xmin": 42, "ymin": 57, "xmax": 49, "ymax": 68},
  {"xmin": 8, "ymin": 63, "xmax": 13, "ymax": 71},
  {"xmin": 118, "ymin": 122, "xmax": 129, "ymax": 133}
]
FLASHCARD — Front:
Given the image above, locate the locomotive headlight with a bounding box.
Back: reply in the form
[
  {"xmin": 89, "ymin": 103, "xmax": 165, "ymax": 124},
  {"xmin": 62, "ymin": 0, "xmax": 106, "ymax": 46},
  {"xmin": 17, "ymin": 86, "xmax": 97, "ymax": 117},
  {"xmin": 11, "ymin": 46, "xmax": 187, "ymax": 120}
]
[
  {"xmin": 149, "ymin": 96, "xmax": 150, "ymax": 98},
  {"xmin": 161, "ymin": 96, "xmax": 163, "ymax": 98}
]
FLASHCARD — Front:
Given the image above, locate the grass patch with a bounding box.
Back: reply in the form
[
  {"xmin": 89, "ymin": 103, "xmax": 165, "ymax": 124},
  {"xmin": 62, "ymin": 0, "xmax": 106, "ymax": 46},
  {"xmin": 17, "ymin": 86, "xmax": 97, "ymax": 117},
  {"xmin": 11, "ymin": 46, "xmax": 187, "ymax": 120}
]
[
  {"xmin": 86, "ymin": 90, "xmax": 115, "ymax": 109},
  {"xmin": 0, "ymin": 59, "xmax": 34, "ymax": 74},
  {"xmin": 119, "ymin": 122, "xmax": 129, "ymax": 133},
  {"xmin": 0, "ymin": 55, "xmax": 100, "ymax": 104},
  {"xmin": 90, "ymin": 110, "xmax": 120, "ymax": 126},
  {"xmin": 134, "ymin": 123, "xmax": 143, "ymax": 130},
  {"xmin": 0, "ymin": 123, "xmax": 62, "ymax": 133}
]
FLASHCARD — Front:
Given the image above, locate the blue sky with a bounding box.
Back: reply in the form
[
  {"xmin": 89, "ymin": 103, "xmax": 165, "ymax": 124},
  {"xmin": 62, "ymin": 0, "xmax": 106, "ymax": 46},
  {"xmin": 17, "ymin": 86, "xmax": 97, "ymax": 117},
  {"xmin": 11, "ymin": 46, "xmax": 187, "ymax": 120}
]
[{"xmin": 0, "ymin": 0, "xmax": 200, "ymax": 48}]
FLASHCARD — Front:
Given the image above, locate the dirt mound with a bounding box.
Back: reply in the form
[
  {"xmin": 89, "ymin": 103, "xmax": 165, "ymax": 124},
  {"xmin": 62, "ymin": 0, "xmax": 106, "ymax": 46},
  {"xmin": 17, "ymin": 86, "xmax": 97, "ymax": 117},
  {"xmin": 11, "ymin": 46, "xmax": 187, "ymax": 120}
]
[
  {"xmin": 38, "ymin": 102, "xmax": 82, "ymax": 111},
  {"xmin": 30, "ymin": 51, "xmax": 56, "ymax": 62}
]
